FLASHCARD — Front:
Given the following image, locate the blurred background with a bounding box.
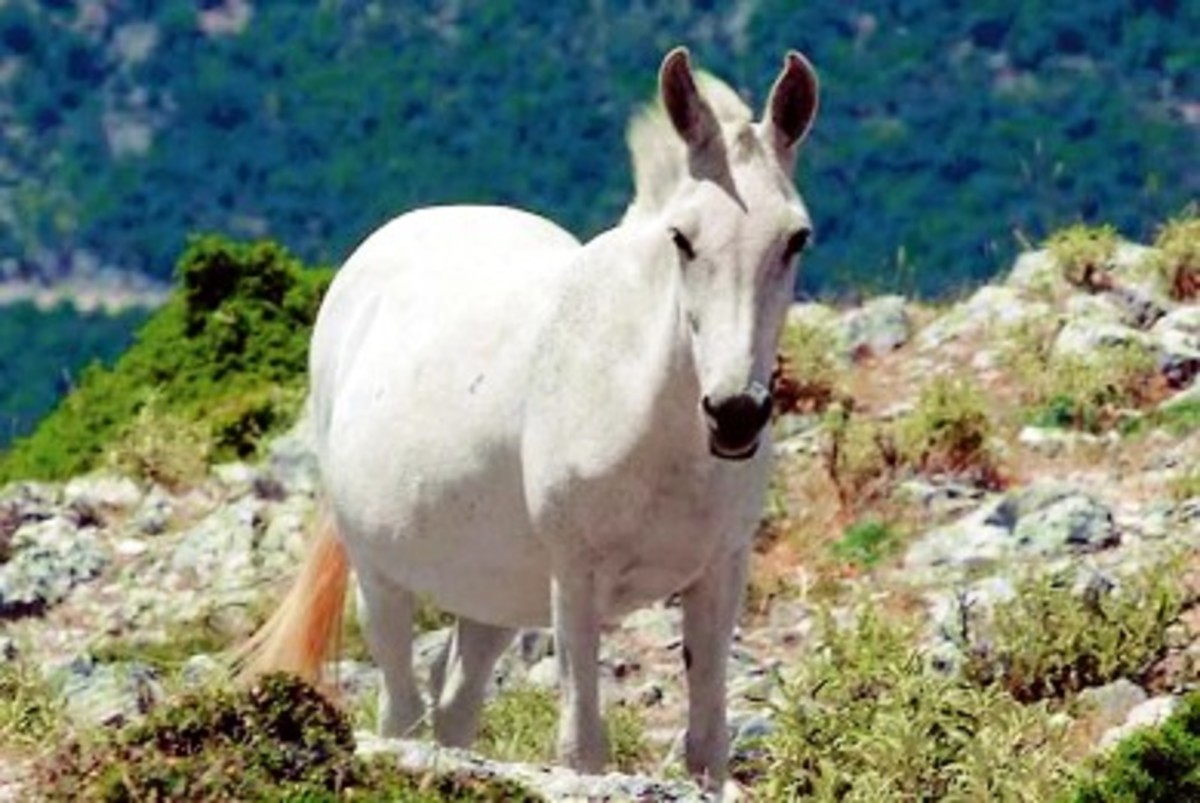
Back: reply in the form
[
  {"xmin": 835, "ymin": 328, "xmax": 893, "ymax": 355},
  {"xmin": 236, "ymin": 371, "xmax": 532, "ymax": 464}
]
[{"xmin": 0, "ymin": 0, "xmax": 1196, "ymax": 442}]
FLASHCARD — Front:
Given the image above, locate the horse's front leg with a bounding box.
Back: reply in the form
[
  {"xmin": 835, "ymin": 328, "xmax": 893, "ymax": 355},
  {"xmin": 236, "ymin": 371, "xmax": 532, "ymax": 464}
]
[
  {"xmin": 681, "ymin": 545, "xmax": 749, "ymax": 789},
  {"xmin": 552, "ymin": 565, "xmax": 607, "ymax": 772}
]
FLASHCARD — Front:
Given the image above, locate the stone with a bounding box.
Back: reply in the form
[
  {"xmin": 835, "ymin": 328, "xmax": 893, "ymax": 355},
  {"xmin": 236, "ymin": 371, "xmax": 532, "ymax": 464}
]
[
  {"xmin": 63, "ymin": 474, "xmax": 143, "ymax": 513},
  {"xmin": 50, "ymin": 656, "xmax": 164, "ymax": 728},
  {"xmin": 1005, "ymin": 249, "xmax": 1064, "ymax": 296},
  {"xmin": 1099, "ymin": 695, "xmax": 1180, "ymax": 751},
  {"xmin": 1052, "ymin": 318, "xmax": 1153, "ymax": 360},
  {"xmin": 917, "ymin": 285, "xmax": 1051, "ymax": 349},
  {"xmin": 0, "ymin": 517, "xmax": 108, "ymax": 618},
  {"xmin": 1010, "ymin": 493, "xmax": 1118, "ymax": 554},
  {"xmin": 1078, "ymin": 679, "xmax": 1149, "ymax": 727},
  {"xmin": 836, "ymin": 295, "xmax": 911, "ymax": 358}
]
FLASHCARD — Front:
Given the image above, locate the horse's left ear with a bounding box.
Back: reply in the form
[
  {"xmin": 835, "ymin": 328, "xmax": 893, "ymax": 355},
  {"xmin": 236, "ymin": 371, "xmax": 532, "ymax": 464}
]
[
  {"xmin": 660, "ymin": 47, "xmax": 722, "ymax": 155},
  {"xmin": 763, "ymin": 51, "xmax": 819, "ymax": 163}
]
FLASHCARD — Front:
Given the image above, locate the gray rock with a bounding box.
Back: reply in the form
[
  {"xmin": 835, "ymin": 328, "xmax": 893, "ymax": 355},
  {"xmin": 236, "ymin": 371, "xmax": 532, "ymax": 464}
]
[
  {"xmin": 1078, "ymin": 679, "xmax": 1149, "ymax": 725},
  {"xmin": 130, "ymin": 486, "xmax": 173, "ymax": 536},
  {"xmin": 50, "ymin": 656, "xmax": 163, "ymax": 728},
  {"xmin": 917, "ymin": 285, "xmax": 1052, "ymax": 349},
  {"xmin": 1010, "ymin": 493, "xmax": 1118, "ymax": 554},
  {"xmin": 356, "ymin": 733, "xmax": 711, "ymax": 801},
  {"xmin": 1099, "ymin": 695, "xmax": 1180, "ymax": 751},
  {"xmin": 63, "ymin": 474, "xmax": 143, "ymax": 513},
  {"xmin": 836, "ymin": 295, "xmax": 910, "ymax": 358},
  {"xmin": 0, "ymin": 517, "xmax": 108, "ymax": 617},
  {"xmin": 267, "ymin": 415, "xmax": 321, "ymax": 495},
  {"xmin": 1052, "ymin": 318, "xmax": 1153, "ymax": 360},
  {"xmin": 1005, "ymin": 250, "xmax": 1064, "ymax": 296}
]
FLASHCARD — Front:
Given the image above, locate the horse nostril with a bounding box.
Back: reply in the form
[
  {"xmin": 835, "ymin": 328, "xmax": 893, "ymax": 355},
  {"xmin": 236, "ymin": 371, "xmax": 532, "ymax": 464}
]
[{"xmin": 703, "ymin": 383, "xmax": 772, "ymax": 449}]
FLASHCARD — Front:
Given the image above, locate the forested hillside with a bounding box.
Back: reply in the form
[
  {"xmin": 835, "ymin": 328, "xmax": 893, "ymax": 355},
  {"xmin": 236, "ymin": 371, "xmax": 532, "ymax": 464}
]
[
  {"xmin": 0, "ymin": 0, "xmax": 1196, "ymax": 446},
  {"xmin": 1, "ymin": 0, "xmax": 1195, "ymax": 296}
]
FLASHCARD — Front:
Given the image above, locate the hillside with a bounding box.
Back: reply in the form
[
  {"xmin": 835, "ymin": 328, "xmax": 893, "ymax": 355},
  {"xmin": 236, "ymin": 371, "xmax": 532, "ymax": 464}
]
[
  {"xmin": 2, "ymin": 0, "xmax": 1196, "ymax": 448},
  {"xmin": 0, "ymin": 217, "xmax": 1197, "ymax": 799},
  {"xmin": 1, "ymin": 0, "xmax": 1195, "ymax": 296}
]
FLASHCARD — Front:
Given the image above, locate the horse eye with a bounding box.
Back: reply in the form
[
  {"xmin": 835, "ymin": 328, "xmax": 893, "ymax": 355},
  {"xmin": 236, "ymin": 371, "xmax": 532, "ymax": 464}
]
[
  {"xmin": 670, "ymin": 228, "xmax": 696, "ymax": 261},
  {"xmin": 784, "ymin": 227, "xmax": 812, "ymax": 261}
]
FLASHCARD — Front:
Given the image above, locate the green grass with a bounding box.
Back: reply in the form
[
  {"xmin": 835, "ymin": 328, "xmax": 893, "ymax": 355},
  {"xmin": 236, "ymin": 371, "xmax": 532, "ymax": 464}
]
[
  {"xmin": 1147, "ymin": 205, "xmax": 1200, "ymax": 301},
  {"xmin": 1046, "ymin": 223, "xmax": 1120, "ymax": 291},
  {"xmin": 830, "ymin": 519, "xmax": 900, "ymax": 569},
  {"xmin": 475, "ymin": 685, "xmax": 652, "ymax": 774},
  {"xmin": 0, "ymin": 235, "xmax": 332, "ymax": 484},
  {"xmin": 0, "ymin": 659, "xmax": 62, "ymax": 749}
]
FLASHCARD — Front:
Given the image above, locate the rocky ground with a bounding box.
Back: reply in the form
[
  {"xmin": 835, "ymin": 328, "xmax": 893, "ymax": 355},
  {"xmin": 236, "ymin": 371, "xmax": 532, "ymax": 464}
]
[{"xmin": 0, "ymin": 243, "xmax": 1197, "ymax": 800}]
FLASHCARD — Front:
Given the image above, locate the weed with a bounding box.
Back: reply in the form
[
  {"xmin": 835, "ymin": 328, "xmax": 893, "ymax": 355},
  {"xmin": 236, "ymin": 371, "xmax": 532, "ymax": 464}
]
[
  {"xmin": 963, "ymin": 566, "xmax": 1187, "ymax": 703},
  {"xmin": 820, "ymin": 403, "xmax": 900, "ymax": 511},
  {"xmin": 104, "ymin": 392, "xmax": 211, "ymax": 490},
  {"xmin": 1071, "ymin": 691, "xmax": 1200, "ymax": 802},
  {"xmin": 1046, "ymin": 223, "xmax": 1120, "ymax": 292},
  {"xmin": 743, "ymin": 606, "xmax": 1073, "ymax": 800},
  {"xmin": 897, "ymin": 375, "xmax": 1003, "ymax": 488},
  {"xmin": 1147, "ymin": 205, "xmax": 1200, "ymax": 301},
  {"xmin": 774, "ymin": 320, "xmax": 844, "ymax": 415},
  {"xmin": 1170, "ymin": 463, "xmax": 1200, "ymax": 504},
  {"xmin": 0, "ymin": 659, "xmax": 62, "ymax": 749}
]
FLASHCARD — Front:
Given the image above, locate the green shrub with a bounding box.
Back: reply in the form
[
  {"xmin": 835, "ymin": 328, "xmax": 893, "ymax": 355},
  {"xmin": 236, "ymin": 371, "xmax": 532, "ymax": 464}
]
[
  {"xmin": 1148, "ymin": 206, "xmax": 1200, "ymax": 301},
  {"xmin": 0, "ymin": 659, "xmax": 61, "ymax": 749},
  {"xmin": 1047, "ymin": 223, "xmax": 1120, "ymax": 292},
  {"xmin": 898, "ymin": 375, "xmax": 1002, "ymax": 487},
  {"xmin": 0, "ymin": 236, "xmax": 332, "ymax": 484},
  {"xmin": 745, "ymin": 607, "xmax": 1072, "ymax": 800},
  {"xmin": 774, "ymin": 320, "xmax": 844, "ymax": 415},
  {"xmin": 1071, "ymin": 691, "xmax": 1200, "ymax": 802},
  {"xmin": 831, "ymin": 519, "xmax": 899, "ymax": 569},
  {"xmin": 34, "ymin": 673, "xmax": 538, "ymax": 801},
  {"xmin": 820, "ymin": 403, "xmax": 901, "ymax": 511},
  {"xmin": 963, "ymin": 567, "xmax": 1186, "ymax": 703}
]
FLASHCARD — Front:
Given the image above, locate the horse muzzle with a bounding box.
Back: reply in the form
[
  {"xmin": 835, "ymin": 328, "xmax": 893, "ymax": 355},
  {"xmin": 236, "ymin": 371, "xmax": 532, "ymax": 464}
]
[{"xmin": 702, "ymin": 382, "xmax": 772, "ymax": 462}]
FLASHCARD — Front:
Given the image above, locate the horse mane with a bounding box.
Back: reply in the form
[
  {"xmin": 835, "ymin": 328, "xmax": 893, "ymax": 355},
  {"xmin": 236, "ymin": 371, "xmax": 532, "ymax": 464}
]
[{"xmin": 624, "ymin": 71, "xmax": 754, "ymax": 222}]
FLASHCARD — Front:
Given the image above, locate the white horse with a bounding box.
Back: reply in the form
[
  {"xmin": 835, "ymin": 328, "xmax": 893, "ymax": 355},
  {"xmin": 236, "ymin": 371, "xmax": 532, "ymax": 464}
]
[{"xmin": 240, "ymin": 47, "xmax": 818, "ymax": 789}]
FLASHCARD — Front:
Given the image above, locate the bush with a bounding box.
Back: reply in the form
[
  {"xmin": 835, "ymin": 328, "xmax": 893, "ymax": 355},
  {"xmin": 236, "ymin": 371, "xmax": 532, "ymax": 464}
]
[
  {"xmin": 963, "ymin": 566, "xmax": 1187, "ymax": 703},
  {"xmin": 1071, "ymin": 691, "xmax": 1200, "ymax": 802},
  {"xmin": 744, "ymin": 607, "xmax": 1072, "ymax": 800},
  {"xmin": 774, "ymin": 320, "xmax": 844, "ymax": 415},
  {"xmin": 898, "ymin": 375, "xmax": 1002, "ymax": 487},
  {"xmin": 0, "ymin": 236, "xmax": 332, "ymax": 484},
  {"xmin": 1148, "ymin": 206, "xmax": 1200, "ymax": 301},
  {"xmin": 1046, "ymin": 223, "xmax": 1120, "ymax": 292},
  {"xmin": 34, "ymin": 673, "xmax": 538, "ymax": 801}
]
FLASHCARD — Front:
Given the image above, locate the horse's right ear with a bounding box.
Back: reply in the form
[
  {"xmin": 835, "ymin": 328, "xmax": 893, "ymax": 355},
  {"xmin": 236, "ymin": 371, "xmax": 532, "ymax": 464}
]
[{"xmin": 660, "ymin": 47, "xmax": 721, "ymax": 153}]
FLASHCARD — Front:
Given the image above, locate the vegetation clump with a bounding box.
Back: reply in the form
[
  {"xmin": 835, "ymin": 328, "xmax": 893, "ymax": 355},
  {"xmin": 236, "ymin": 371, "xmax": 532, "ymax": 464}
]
[
  {"xmin": 476, "ymin": 684, "xmax": 651, "ymax": 774},
  {"xmin": 1148, "ymin": 207, "xmax": 1200, "ymax": 301},
  {"xmin": 1047, "ymin": 223, "xmax": 1120, "ymax": 292},
  {"xmin": 1071, "ymin": 691, "xmax": 1200, "ymax": 802},
  {"xmin": 773, "ymin": 319, "xmax": 844, "ymax": 415},
  {"xmin": 963, "ymin": 567, "xmax": 1187, "ymax": 703},
  {"xmin": 34, "ymin": 672, "xmax": 539, "ymax": 802},
  {"xmin": 0, "ymin": 236, "xmax": 332, "ymax": 484},
  {"xmin": 744, "ymin": 607, "xmax": 1072, "ymax": 800}
]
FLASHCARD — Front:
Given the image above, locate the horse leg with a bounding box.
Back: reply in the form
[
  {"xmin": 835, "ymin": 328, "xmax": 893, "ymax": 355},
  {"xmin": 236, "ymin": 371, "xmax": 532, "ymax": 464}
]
[
  {"xmin": 680, "ymin": 545, "xmax": 749, "ymax": 790},
  {"xmin": 355, "ymin": 570, "xmax": 424, "ymax": 737},
  {"xmin": 552, "ymin": 567, "xmax": 607, "ymax": 772},
  {"xmin": 432, "ymin": 618, "xmax": 515, "ymax": 747}
]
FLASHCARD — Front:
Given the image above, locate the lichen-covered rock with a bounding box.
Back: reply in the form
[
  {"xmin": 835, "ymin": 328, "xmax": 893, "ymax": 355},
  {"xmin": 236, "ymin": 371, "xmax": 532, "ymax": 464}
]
[
  {"xmin": 0, "ymin": 517, "xmax": 107, "ymax": 617},
  {"xmin": 836, "ymin": 295, "xmax": 911, "ymax": 358},
  {"xmin": 47, "ymin": 655, "xmax": 163, "ymax": 728}
]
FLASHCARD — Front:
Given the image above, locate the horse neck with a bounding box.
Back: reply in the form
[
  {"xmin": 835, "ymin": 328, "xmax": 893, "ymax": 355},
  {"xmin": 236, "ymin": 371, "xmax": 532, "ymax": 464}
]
[{"xmin": 576, "ymin": 224, "xmax": 705, "ymax": 439}]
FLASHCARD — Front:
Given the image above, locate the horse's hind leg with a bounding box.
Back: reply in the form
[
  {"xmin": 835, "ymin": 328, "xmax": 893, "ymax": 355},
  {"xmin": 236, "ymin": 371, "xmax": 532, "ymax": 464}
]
[
  {"xmin": 432, "ymin": 617, "xmax": 515, "ymax": 747},
  {"xmin": 355, "ymin": 570, "xmax": 424, "ymax": 737}
]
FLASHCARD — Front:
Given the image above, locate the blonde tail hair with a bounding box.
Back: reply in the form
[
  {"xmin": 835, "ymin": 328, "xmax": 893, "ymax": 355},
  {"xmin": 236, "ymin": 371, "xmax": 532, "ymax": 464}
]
[{"xmin": 235, "ymin": 511, "xmax": 349, "ymax": 687}]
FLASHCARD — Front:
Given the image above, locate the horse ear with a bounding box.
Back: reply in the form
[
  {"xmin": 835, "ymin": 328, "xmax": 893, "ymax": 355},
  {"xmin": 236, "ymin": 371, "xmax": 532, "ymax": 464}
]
[
  {"xmin": 660, "ymin": 47, "xmax": 721, "ymax": 152},
  {"xmin": 763, "ymin": 51, "xmax": 819, "ymax": 162}
]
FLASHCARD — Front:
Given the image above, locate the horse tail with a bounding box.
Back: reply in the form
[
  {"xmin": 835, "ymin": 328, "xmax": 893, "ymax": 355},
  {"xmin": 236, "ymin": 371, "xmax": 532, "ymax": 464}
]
[{"xmin": 234, "ymin": 509, "xmax": 349, "ymax": 688}]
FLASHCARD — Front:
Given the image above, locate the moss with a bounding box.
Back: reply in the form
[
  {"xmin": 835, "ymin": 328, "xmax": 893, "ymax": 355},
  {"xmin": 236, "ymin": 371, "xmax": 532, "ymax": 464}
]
[
  {"xmin": 33, "ymin": 673, "xmax": 540, "ymax": 801},
  {"xmin": 0, "ymin": 236, "xmax": 332, "ymax": 484},
  {"xmin": 831, "ymin": 519, "xmax": 900, "ymax": 569},
  {"xmin": 1071, "ymin": 691, "xmax": 1200, "ymax": 802}
]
